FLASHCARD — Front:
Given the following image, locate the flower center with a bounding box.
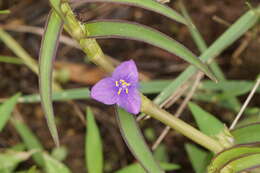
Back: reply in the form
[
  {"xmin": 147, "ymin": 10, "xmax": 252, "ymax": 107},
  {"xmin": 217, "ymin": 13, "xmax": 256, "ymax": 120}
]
[{"xmin": 115, "ymin": 79, "xmax": 131, "ymax": 95}]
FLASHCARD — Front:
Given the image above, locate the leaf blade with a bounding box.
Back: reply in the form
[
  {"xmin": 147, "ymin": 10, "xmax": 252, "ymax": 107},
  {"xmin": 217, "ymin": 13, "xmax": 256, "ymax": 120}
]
[
  {"xmin": 116, "ymin": 107, "xmax": 164, "ymax": 173},
  {"xmin": 85, "ymin": 20, "xmax": 216, "ymax": 81},
  {"xmin": 85, "ymin": 108, "xmax": 103, "ymax": 173},
  {"xmin": 19, "ymin": 80, "xmax": 173, "ymax": 103},
  {"xmin": 71, "ymin": 0, "xmax": 187, "ymax": 25},
  {"xmin": 231, "ymin": 123, "xmax": 260, "ymax": 144},
  {"xmin": 11, "ymin": 118, "xmax": 45, "ymax": 167},
  {"xmin": 39, "ymin": 11, "xmax": 63, "ymax": 147},
  {"xmin": 44, "ymin": 153, "xmax": 71, "ymax": 173},
  {"xmin": 0, "ymin": 93, "xmax": 20, "ymax": 131},
  {"xmin": 188, "ymin": 102, "xmax": 225, "ymax": 137},
  {"xmin": 153, "ymin": 8, "xmax": 260, "ymax": 105},
  {"xmin": 185, "ymin": 143, "xmax": 212, "ymax": 173}
]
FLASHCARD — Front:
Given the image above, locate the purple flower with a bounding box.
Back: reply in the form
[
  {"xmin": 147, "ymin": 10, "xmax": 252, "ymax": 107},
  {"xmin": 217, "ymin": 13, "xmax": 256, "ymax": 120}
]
[{"xmin": 91, "ymin": 60, "xmax": 141, "ymax": 114}]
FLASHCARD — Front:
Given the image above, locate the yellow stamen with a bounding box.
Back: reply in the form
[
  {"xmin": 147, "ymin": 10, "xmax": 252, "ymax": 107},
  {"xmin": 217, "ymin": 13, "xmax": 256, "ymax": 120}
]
[
  {"xmin": 115, "ymin": 81, "xmax": 119, "ymax": 87},
  {"xmin": 117, "ymin": 88, "xmax": 122, "ymax": 95},
  {"xmin": 125, "ymin": 88, "xmax": 129, "ymax": 94},
  {"xmin": 120, "ymin": 79, "xmax": 125, "ymax": 82},
  {"xmin": 122, "ymin": 81, "xmax": 130, "ymax": 86}
]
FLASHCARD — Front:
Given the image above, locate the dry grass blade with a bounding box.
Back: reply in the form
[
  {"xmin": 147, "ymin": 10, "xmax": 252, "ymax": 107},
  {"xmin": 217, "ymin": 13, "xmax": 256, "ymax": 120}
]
[
  {"xmin": 229, "ymin": 77, "xmax": 260, "ymax": 130},
  {"xmin": 152, "ymin": 72, "xmax": 204, "ymax": 150}
]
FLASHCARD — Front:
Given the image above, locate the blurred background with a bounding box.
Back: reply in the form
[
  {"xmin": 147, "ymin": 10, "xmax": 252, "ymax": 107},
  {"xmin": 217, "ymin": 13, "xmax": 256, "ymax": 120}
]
[{"xmin": 0, "ymin": 0, "xmax": 260, "ymax": 172}]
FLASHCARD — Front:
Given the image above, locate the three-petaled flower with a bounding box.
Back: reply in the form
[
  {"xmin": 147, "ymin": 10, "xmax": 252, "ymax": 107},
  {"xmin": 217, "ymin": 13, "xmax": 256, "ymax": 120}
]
[{"xmin": 91, "ymin": 60, "xmax": 141, "ymax": 114}]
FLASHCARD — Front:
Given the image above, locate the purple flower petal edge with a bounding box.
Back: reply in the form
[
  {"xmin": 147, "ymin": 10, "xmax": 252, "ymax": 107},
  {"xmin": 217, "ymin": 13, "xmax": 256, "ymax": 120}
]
[
  {"xmin": 112, "ymin": 60, "xmax": 138, "ymax": 83},
  {"xmin": 90, "ymin": 77, "xmax": 118, "ymax": 105},
  {"xmin": 117, "ymin": 89, "xmax": 141, "ymax": 114}
]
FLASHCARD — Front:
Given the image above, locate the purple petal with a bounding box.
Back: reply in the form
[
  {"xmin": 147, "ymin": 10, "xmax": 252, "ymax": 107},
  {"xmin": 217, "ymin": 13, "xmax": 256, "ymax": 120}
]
[
  {"xmin": 91, "ymin": 77, "xmax": 118, "ymax": 105},
  {"xmin": 117, "ymin": 89, "xmax": 141, "ymax": 114},
  {"xmin": 112, "ymin": 60, "xmax": 138, "ymax": 83}
]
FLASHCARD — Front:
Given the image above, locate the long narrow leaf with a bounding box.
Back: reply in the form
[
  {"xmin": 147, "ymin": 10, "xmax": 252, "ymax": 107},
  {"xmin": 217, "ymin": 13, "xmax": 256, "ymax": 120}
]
[
  {"xmin": 231, "ymin": 123, "xmax": 260, "ymax": 144},
  {"xmin": 43, "ymin": 153, "xmax": 71, "ymax": 173},
  {"xmin": 0, "ymin": 56, "xmax": 23, "ymax": 64},
  {"xmin": 188, "ymin": 102, "xmax": 225, "ymax": 137},
  {"xmin": 0, "ymin": 151, "xmax": 32, "ymax": 172},
  {"xmin": 85, "ymin": 20, "xmax": 216, "ymax": 81},
  {"xmin": 0, "ymin": 10, "xmax": 10, "ymax": 14},
  {"xmin": 39, "ymin": 11, "xmax": 63, "ymax": 147},
  {"xmin": 19, "ymin": 80, "xmax": 172, "ymax": 103},
  {"xmin": 0, "ymin": 93, "xmax": 20, "ymax": 131},
  {"xmin": 185, "ymin": 143, "xmax": 212, "ymax": 173},
  {"xmin": 85, "ymin": 108, "xmax": 103, "ymax": 173},
  {"xmin": 153, "ymin": 8, "xmax": 260, "ymax": 105},
  {"xmin": 71, "ymin": 0, "xmax": 187, "ymax": 25},
  {"xmin": 115, "ymin": 162, "xmax": 180, "ymax": 173},
  {"xmin": 208, "ymin": 143, "xmax": 260, "ymax": 173},
  {"xmin": 116, "ymin": 108, "xmax": 164, "ymax": 173},
  {"xmin": 11, "ymin": 118, "xmax": 45, "ymax": 167},
  {"xmin": 19, "ymin": 80, "xmax": 258, "ymax": 104}
]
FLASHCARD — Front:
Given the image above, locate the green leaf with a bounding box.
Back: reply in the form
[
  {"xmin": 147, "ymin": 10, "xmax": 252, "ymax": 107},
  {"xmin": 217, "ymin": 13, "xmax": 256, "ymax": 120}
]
[
  {"xmin": 153, "ymin": 8, "xmax": 260, "ymax": 105},
  {"xmin": 85, "ymin": 108, "xmax": 103, "ymax": 173},
  {"xmin": 85, "ymin": 20, "xmax": 216, "ymax": 81},
  {"xmin": 208, "ymin": 143, "xmax": 260, "ymax": 173},
  {"xmin": 185, "ymin": 143, "xmax": 212, "ymax": 173},
  {"xmin": 231, "ymin": 123, "xmax": 260, "ymax": 144},
  {"xmin": 51, "ymin": 146, "xmax": 68, "ymax": 161},
  {"xmin": 19, "ymin": 80, "xmax": 173, "ymax": 103},
  {"xmin": 0, "ymin": 151, "xmax": 32, "ymax": 172},
  {"xmin": 179, "ymin": 1, "xmax": 207, "ymax": 53},
  {"xmin": 193, "ymin": 92, "xmax": 242, "ymax": 112},
  {"xmin": 188, "ymin": 102, "xmax": 225, "ymax": 137},
  {"xmin": 0, "ymin": 55, "xmax": 23, "ymax": 64},
  {"xmin": 116, "ymin": 108, "xmax": 164, "ymax": 173},
  {"xmin": 153, "ymin": 145, "xmax": 169, "ymax": 162},
  {"xmin": 72, "ymin": 0, "xmax": 187, "ymax": 25},
  {"xmin": 159, "ymin": 162, "xmax": 180, "ymax": 171},
  {"xmin": 11, "ymin": 143, "xmax": 26, "ymax": 152},
  {"xmin": 0, "ymin": 10, "xmax": 10, "ymax": 14},
  {"xmin": 11, "ymin": 118, "xmax": 45, "ymax": 167},
  {"xmin": 201, "ymin": 80, "xmax": 253, "ymax": 97},
  {"xmin": 15, "ymin": 166, "xmax": 40, "ymax": 173},
  {"xmin": 221, "ymin": 153, "xmax": 260, "ymax": 172},
  {"xmin": 236, "ymin": 114, "xmax": 260, "ymax": 127},
  {"xmin": 0, "ymin": 93, "xmax": 20, "ymax": 131},
  {"xmin": 115, "ymin": 162, "xmax": 180, "ymax": 173},
  {"xmin": 39, "ymin": 11, "xmax": 63, "ymax": 147},
  {"xmin": 179, "ymin": 1, "xmax": 241, "ymax": 112},
  {"xmin": 43, "ymin": 153, "xmax": 71, "ymax": 173}
]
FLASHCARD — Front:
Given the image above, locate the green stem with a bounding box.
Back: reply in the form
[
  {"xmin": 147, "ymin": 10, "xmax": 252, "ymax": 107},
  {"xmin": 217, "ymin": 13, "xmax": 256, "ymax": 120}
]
[
  {"xmin": 141, "ymin": 95, "xmax": 223, "ymax": 153},
  {"xmin": 59, "ymin": 2, "xmax": 115, "ymax": 73}
]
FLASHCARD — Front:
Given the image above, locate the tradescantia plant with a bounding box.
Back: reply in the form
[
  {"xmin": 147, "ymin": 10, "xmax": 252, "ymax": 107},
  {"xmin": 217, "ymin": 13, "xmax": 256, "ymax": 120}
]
[{"xmin": 1, "ymin": 0, "xmax": 260, "ymax": 173}]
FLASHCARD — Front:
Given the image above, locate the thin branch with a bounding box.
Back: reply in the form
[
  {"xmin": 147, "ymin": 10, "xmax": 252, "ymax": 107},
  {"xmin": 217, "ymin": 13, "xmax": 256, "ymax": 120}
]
[{"xmin": 229, "ymin": 77, "xmax": 260, "ymax": 130}]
